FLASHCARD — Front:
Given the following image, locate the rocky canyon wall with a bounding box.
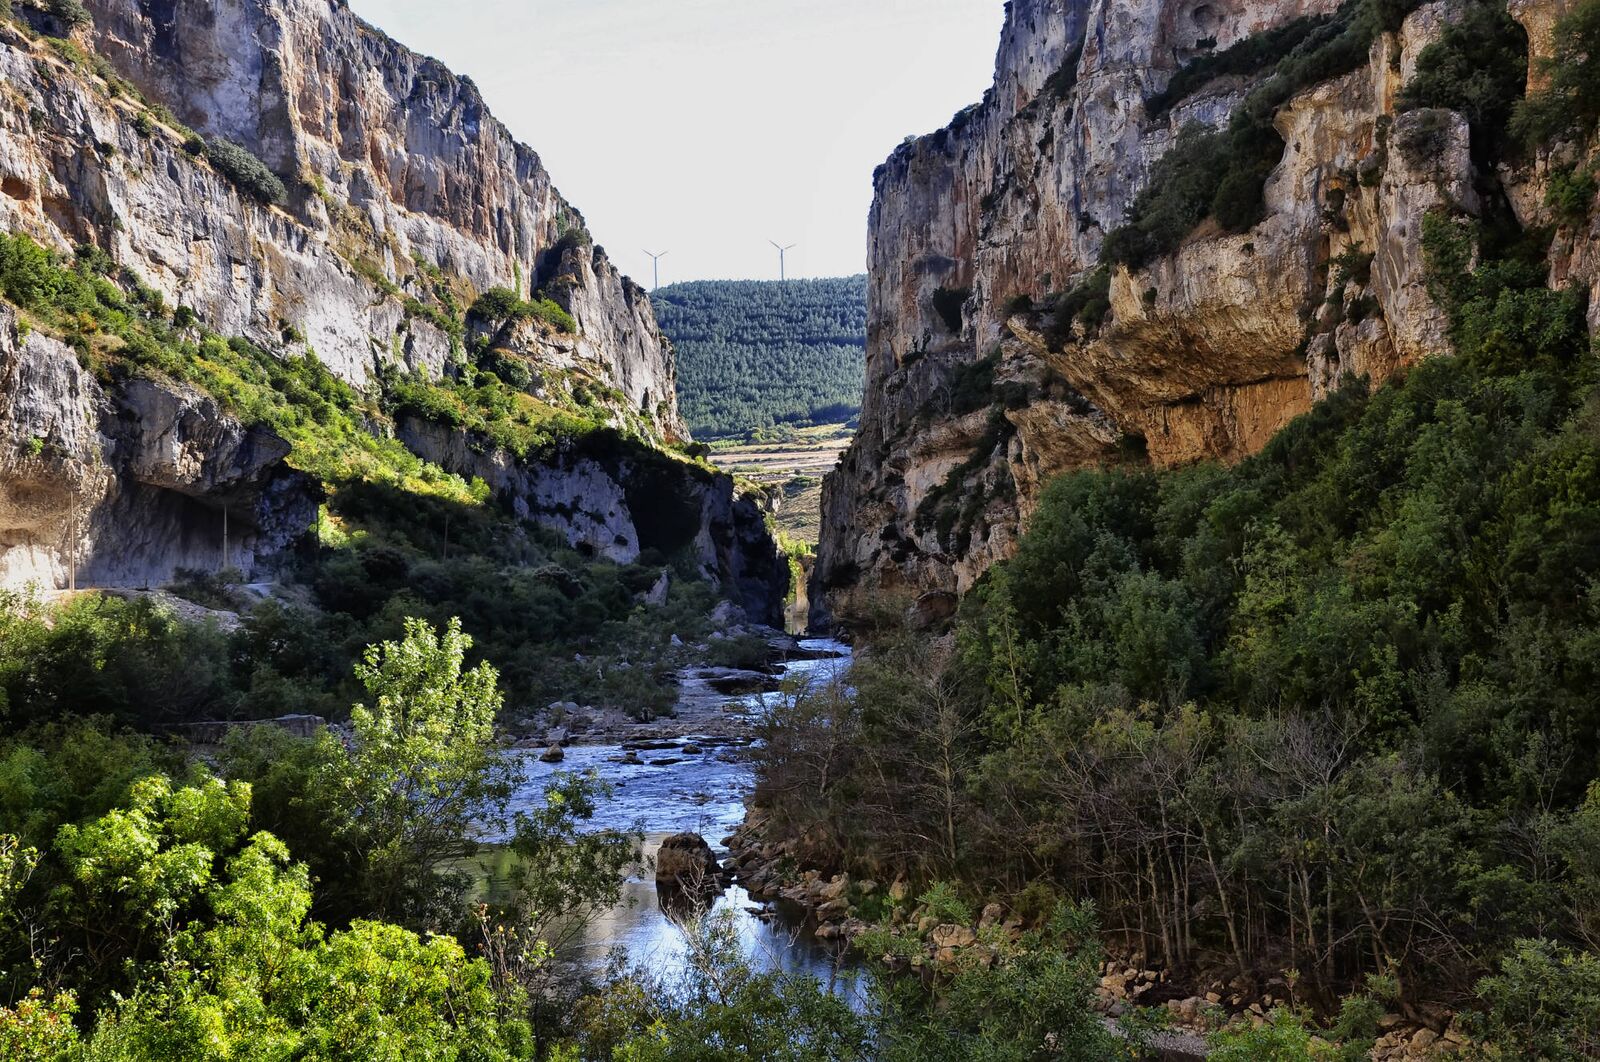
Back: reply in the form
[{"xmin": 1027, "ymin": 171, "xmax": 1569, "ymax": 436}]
[
  {"xmin": 0, "ymin": 0, "xmax": 678, "ymax": 427},
  {"xmin": 813, "ymin": 0, "xmax": 1590, "ymax": 628},
  {"xmin": 0, "ymin": 1, "xmax": 785, "ymax": 615}
]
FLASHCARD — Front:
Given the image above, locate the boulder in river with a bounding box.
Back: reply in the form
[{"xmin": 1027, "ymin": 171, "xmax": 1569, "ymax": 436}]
[
  {"xmin": 539, "ymin": 745, "xmax": 565, "ymax": 763},
  {"xmin": 656, "ymin": 832, "xmax": 721, "ymax": 892}
]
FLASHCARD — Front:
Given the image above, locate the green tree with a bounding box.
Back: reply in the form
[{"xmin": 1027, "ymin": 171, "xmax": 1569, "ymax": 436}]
[
  {"xmin": 1511, "ymin": 0, "xmax": 1600, "ymax": 147},
  {"xmin": 79, "ymin": 831, "xmax": 530, "ymax": 1061},
  {"xmin": 328, "ymin": 617, "xmax": 521, "ymax": 926},
  {"xmin": 1473, "ymin": 939, "xmax": 1600, "ymax": 1059}
]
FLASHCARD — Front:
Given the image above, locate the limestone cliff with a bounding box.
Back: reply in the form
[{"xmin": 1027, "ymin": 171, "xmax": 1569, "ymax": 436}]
[
  {"xmin": 0, "ymin": 1, "xmax": 785, "ymax": 617},
  {"xmin": 0, "ymin": 303, "xmax": 319, "ymax": 588},
  {"xmin": 0, "ymin": 0, "xmax": 678, "ymax": 427},
  {"xmin": 813, "ymin": 0, "xmax": 1589, "ymax": 628}
]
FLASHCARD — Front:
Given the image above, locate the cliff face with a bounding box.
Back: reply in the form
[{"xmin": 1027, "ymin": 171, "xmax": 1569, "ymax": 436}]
[
  {"xmin": 0, "ymin": 0, "xmax": 678, "ymax": 429},
  {"xmin": 396, "ymin": 419, "xmax": 790, "ymax": 626},
  {"xmin": 0, "ymin": 1, "xmax": 785, "ymax": 615},
  {"xmin": 813, "ymin": 0, "xmax": 1589, "ymax": 628},
  {"xmin": 0, "ymin": 304, "xmax": 320, "ymax": 589}
]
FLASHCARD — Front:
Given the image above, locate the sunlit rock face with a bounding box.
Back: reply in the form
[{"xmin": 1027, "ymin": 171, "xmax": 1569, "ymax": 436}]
[
  {"xmin": 0, "ymin": 0, "xmax": 679, "ymax": 433},
  {"xmin": 0, "ymin": 4, "xmax": 795, "ymax": 614},
  {"xmin": 813, "ymin": 0, "xmax": 1578, "ymax": 630}
]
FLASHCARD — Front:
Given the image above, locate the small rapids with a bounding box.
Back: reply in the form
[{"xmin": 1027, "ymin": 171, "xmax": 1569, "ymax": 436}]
[{"xmin": 490, "ymin": 639, "xmax": 867, "ymax": 994}]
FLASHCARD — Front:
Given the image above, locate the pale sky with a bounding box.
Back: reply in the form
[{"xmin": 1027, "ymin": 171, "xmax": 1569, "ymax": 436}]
[{"xmin": 348, "ymin": 0, "xmax": 1006, "ymax": 284}]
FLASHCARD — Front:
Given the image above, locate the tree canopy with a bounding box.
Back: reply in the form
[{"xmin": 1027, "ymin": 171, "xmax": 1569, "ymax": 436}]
[{"xmin": 653, "ymin": 277, "xmax": 866, "ymax": 438}]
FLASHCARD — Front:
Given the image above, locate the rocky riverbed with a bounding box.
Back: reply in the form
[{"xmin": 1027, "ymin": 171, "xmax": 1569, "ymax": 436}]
[{"xmin": 494, "ymin": 628, "xmax": 860, "ymax": 989}]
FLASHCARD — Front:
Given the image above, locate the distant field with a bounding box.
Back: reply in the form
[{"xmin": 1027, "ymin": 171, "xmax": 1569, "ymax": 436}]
[{"xmin": 711, "ymin": 424, "xmax": 853, "ymax": 545}]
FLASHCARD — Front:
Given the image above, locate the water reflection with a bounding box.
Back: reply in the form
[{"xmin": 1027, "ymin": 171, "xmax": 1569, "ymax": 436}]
[{"xmin": 495, "ymin": 639, "xmax": 861, "ymax": 996}]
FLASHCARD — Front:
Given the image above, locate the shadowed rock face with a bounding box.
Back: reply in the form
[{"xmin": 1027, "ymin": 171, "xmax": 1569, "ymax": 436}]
[
  {"xmin": 397, "ymin": 418, "xmax": 790, "ymax": 627},
  {"xmin": 0, "ymin": 306, "xmax": 319, "ymax": 589},
  {"xmin": 812, "ymin": 0, "xmax": 1586, "ymax": 630}
]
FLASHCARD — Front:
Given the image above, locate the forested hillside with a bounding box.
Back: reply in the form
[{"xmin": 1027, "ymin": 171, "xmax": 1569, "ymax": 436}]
[
  {"xmin": 653, "ymin": 277, "xmax": 866, "ymax": 438},
  {"xmin": 761, "ymin": 0, "xmax": 1600, "ymax": 1051}
]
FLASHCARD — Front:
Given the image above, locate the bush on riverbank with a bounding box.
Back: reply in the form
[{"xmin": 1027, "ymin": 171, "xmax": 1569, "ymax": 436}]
[{"xmin": 752, "ymin": 134, "xmax": 1600, "ymax": 1026}]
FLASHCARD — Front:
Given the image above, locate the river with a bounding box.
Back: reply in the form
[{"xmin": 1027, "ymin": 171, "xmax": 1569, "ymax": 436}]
[{"xmin": 501, "ymin": 638, "xmax": 867, "ymax": 996}]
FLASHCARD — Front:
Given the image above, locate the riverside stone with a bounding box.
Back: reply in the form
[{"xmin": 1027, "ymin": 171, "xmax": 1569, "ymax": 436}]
[{"xmin": 655, "ymin": 833, "xmax": 721, "ymax": 892}]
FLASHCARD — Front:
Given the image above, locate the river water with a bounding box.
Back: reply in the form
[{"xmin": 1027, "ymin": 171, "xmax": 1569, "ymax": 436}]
[{"xmin": 502, "ymin": 639, "xmax": 866, "ymax": 994}]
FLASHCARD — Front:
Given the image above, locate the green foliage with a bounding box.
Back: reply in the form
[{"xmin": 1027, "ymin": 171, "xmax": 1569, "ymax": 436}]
[
  {"xmin": 1209, "ymin": 1008, "xmax": 1327, "ymax": 1060},
  {"xmin": 1546, "ymin": 164, "xmax": 1598, "ymax": 227},
  {"xmin": 1472, "ymin": 939, "xmax": 1600, "ymax": 1059},
  {"xmin": 0, "ymin": 232, "xmax": 483, "ymax": 503},
  {"xmin": 76, "ymin": 828, "xmax": 530, "ymax": 1061},
  {"xmin": 0, "ymin": 990, "xmax": 79, "ymax": 1061},
  {"xmin": 386, "ymin": 366, "xmax": 620, "ymax": 461},
  {"xmin": 0, "ymin": 614, "xmax": 668, "ymax": 1056},
  {"xmin": 43, "ymin": 0, "xmax": 90, "ymax": 28},
  {"xmin": 1051, "ymin": 266, "xmax": 1112, "ymax": 338},
  {"xmin": 469, "ymin": 286, "xmax": 577, "ymax": 334},
  {"xmin": 568, "ymin": 911, "xmax": 868, "ymax": 1060},
  {"xmin": 1511, "ymin": 0, "xmax": 1600, "ymax": 148},
  {"xmin": 328, "ymin": 617, "xmax": 519, "ymax": 925},
  {"xmin": 869, "ymin": 902, "xmax": 1124, "ymax": 1062},
  {"xmin": 1101, "ymin": 124, "xmax": 1240, "ymax": 269},
  {"xmin": 758, "ymin": 212, "xmax": 1600, "ymax": 1006},
  {"xmin": 1397, "ymin": 0, "xmax": 1528, "ymax": 157},
  {"xmin": 0, "ymin": 591, "xmax": 237, "ymax": 730},
  {"xmin": 502, "ymin": 771, "xmax": 637, "ymax": 932},
  {"xmin": 916, "ymin": 881, "xmax": 971, "ymax": 926},
  {"xmin": 1421, "ymin": 211, "xmax": 1588, "ymax": 376},
  {"xmin": 203, "ymin": 138, "xmax": 288, "ymax": 207},
  {"xmin": 651, "ymin": 276, "xmax": 866, "ymax": 438}
]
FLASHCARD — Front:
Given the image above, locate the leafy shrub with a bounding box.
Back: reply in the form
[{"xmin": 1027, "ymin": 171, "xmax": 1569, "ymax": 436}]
[
  {"xmin": 1472, "ymin": 939, "xmax": 1600, "ymax": 1059},
  {"xmin": 44, "ymin": 0, "xmax": 90, "ymax": 28},
  {"xmin": 1050, "ymin": 266, "xmax": 1111, "ymax": 339},
  {"xmin": 468, "ymin": 286, "xmax": 577, "ymax": 334},
  {"xmin": 1397, "ymin": 0, "xmax": 1527, "ymax": 158},
  {"xmin": 1330, "ymin": 245, "xmax": 1374, "ymax": 289},
  {"xmin": 1421, "ymin": 210, "xmax": 1588, "ymax": 375},
  {"xmin": 203, "ymin": 138, "xmax": 288, "ymax": 206},
  {"xmin": 1546, "ymin": 165, "xmax": 1598, "ymax": 226},
  {"xmin": 917, "ymin": 880, "xmax": 972, "ymax": 925},
  {"xmin": 0, "ymin": 990, "xmax": 79, "ymax": 1060},
  {"xmin": 1100, "ymin": 124, "xmax": 1242, "ymax": 270},
  {"xmin": 1511, "ymin": 0, "xmax": 1600, "ymax": 148}
]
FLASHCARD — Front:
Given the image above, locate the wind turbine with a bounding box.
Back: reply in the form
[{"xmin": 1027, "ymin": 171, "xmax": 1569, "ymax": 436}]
[
  {"xmin": 643, "ymin": 249, "xmax": 668, "ymax": 291},
  {"xmin": 769, "ymin": 241, "xmax": 796, "ymax": 282}
]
